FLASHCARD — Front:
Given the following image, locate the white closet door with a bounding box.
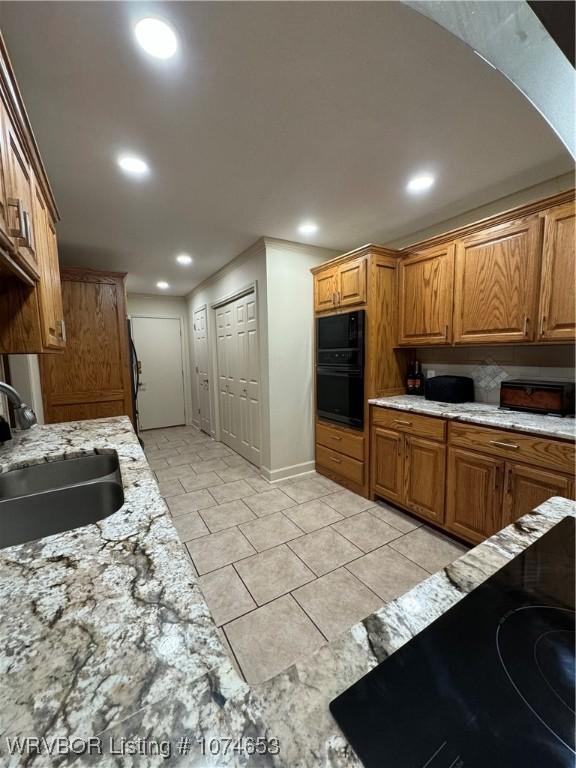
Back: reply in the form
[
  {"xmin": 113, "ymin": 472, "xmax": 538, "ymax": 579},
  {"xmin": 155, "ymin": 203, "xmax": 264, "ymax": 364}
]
[
  {"xmin": 193, "ymin": 307, "xmax": 211, "ymax": 435},
  {"xmin": 215, "ymin": 292, "xmax": 260, "ymax": 465}
]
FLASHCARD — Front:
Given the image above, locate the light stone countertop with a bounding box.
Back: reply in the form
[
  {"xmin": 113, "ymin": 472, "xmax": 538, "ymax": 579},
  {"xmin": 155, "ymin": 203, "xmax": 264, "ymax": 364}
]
[
  {"xmin": 0, "ymin": 416, "xmax": 574, "ymax": 767},
  {"xmin": 368, "ymin": 395, "xmax": 576, "ymax": 441}
]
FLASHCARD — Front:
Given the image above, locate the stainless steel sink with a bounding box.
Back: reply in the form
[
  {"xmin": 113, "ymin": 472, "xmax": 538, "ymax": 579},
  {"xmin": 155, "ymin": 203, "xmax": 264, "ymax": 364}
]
[
  {"xmin": 0, "ymin": 453, "xmax": 124, "ymax": 549},
  {"xmin": 0, "ymin": 453, "xmax": 119, "ymax": 500}
]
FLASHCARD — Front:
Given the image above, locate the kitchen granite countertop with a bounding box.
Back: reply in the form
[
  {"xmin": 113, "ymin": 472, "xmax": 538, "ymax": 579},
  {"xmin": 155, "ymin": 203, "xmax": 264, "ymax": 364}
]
[
  {"xmin": 0, "ymin": 416, "xmax": 574, "ymax": 767},
  {"xmin": 368, "ymin": 395, "xmax": 576, "ymax": 441}
]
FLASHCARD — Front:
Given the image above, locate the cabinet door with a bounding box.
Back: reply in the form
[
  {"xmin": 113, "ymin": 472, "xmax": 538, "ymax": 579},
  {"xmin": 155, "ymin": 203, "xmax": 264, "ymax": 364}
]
[
  {"xmin": 371, "ymin": 426, "xmax": 403, "ymax": 504},
  {"xmin": 1, "ymin": 108, "xmax": 38, "ymax": 278},
  {"xmin": 502, "ymin": 462, "xmax": 572, "ymax": 527},
  {"xmin": 398, "ymin": 243, "xmax": 454, "ymax": 345},
  {"xmin": 453, "ymin": 216, "xmax": 541, "ymax": 344},
  {"xmin": 314, "ymin": 266, "xmax": 338, "ymax": 312},
  {"xmin": 31, "ymin": 181, "xmax": 64, "ymax": 349},
  {"xmin": 445, "ymin": 447, "xmax": 504, "ymax": 544},
  {"xmin": 338, "ymin": 258, "xmax": 366, "ymax": 307},
  {"xmin": 404, "ymin": 436, "xmax": 446, "ymax": 523},
  {"xmin": 537, "ymin": 202, "xmax": 575, "ymax": 341}
]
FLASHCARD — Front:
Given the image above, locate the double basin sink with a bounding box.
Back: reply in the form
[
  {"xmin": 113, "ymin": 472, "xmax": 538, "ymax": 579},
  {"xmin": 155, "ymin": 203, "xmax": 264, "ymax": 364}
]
[{"xmin": 0, "ymin": 453, "xmax": 124, "ymax": 549}]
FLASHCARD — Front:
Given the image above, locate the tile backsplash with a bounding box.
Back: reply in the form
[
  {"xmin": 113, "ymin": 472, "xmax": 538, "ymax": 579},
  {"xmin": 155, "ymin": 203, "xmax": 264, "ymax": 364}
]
[{"xmin": 417, "ymin": 345, "xmax": 575, "ymax": 404}]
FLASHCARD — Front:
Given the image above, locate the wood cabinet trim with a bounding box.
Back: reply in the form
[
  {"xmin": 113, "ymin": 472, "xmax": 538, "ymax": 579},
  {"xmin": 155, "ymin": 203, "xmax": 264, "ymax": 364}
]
[
  {"xmin": 399, "ymin": 189, "xmax": 575, "ymax": 255},
  {"xmin": 310, "ymin": 243, "xmax": 399, "ymax": 274},
  {"xmin": 0, "ymin": 33, "xmax": 59, "ymax": 221}
]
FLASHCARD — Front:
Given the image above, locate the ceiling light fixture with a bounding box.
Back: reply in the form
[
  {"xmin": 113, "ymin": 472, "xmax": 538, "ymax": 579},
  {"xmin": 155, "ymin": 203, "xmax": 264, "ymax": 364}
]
[
  {"xmin": 117, "ymin": 154, "xmax": 150, "ymax": 177},
  {"xmin": 176, "ymin": 253, "xmax": 193, "ymax": 265},
  {"xmin": 135, "ymin": 18, "xmax": 178, "ymax": 60},
  {"xmin": 156, "ymin": 281, "xmax": 169, "ymax": 290},
  {"xmin": 298, "ymin": 221, "xmax": 319, "ymax": 236},
  {"xmin": 406, "ymin": 173, "xmax": 435, "ymax": 194}
]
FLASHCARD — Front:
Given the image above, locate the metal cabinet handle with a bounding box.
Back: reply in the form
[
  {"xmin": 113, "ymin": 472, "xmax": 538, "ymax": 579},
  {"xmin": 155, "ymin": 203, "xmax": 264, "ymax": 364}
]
[
  {"xmin": 489, "ymin": 440, "xmax": 519, "ymax": 450},
  {"xmin": 56, "ymin": 319, "xmax": 66, "ymax": 342},
  {"xmin": 444, "ymin": 324, "xmax": 449, "ymax": 338},
  {"xmin": 540, "ymin": 316, "xmax": 546, "ymax": 337},
  {"xmin": 328, "ymin": 455, "xmax": 341, "ymax": 464},
  {"xmin": 523, "ymin": 317, "xmax": 529, "ymax": 336},
  {"xmin": 329, "ymin": 435, "xmax": 342, "ymax": 441},
  {"xmin": 393, "ymin": 419, "xmax": 412, "ymax": 427},
  {"xmin": 7, "ymin": 197, "xmax": 25, "ymax": 239}
]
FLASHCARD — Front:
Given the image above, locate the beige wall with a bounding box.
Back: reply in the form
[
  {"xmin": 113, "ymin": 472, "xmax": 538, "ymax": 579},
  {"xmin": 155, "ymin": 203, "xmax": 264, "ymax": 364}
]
[
  {"xmin": 127, "ymin": 294, "xmax": 194, "ymax": 426},
  {"xmin": 265, "ymin": 240, "xmax": 338, "ymax": 479},
  {"xmin": 186, "ymin": 240, "xmax": 270, "ymax": 463},
  {"xmin": 185, "ymin": 238, "xmax": 339, "ymax": 480},
  {"xmin": 389, "ymin": 172, "xmax": 574, "ymax": 249}
]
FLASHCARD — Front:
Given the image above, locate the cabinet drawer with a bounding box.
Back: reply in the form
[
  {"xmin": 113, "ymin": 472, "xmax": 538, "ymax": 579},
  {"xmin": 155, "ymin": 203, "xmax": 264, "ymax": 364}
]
[
  {"xmin": 449, "ymin": 422, "xmax": 574, "ymax": 474},
  {"xmin": 371, "ymin": 407, "xmax": 446, "ymax": 441},
  {"xmin": 316, "ymin": 443, "xmax": 364, "ymax": 485},
  {"xmin": 316, "ymin": 422, "xmax": 364, "ymax": 461}
]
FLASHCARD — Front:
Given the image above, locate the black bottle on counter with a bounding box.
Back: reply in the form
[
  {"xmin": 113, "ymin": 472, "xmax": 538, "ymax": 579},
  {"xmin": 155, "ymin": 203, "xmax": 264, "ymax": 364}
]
[{"xmin": 407, "ymin": 361, "xmax": 425, "ymax": 396}]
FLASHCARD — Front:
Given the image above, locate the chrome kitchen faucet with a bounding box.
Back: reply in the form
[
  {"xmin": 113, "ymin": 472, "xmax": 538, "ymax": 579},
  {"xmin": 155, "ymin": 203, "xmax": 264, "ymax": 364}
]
[{"xmin": 0, "ymin": 382, "xmax": 38, "ymax": 432}]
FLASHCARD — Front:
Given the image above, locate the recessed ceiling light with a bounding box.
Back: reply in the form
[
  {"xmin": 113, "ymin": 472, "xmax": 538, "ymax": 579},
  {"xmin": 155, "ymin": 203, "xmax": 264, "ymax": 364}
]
[
  {"xmin": 117, "ymin": 154, "xmax": 149, "ymax": 177},
  {"xmin": 406, "ymin": 173, "xmax": 435, "ymax": 194},
  {"xmin": 176, "ymin": 253, "xmax": 193, "ymax": 265},
  {"xmin": 156, "ymin": 281, "xmax": 169, "ymax": 290},
  {"xmin": 135, "ymin": 18, "xmax": 178, "ymax": 60},
  {"xmin": 298, "ymin": 221, "xmax": 318, "ymax": 236}
]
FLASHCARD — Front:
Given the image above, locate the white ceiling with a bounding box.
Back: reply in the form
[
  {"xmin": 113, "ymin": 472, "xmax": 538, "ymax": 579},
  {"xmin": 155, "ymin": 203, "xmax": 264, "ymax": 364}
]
[{"xmin": 0, "ymin": 2, "xmax": 572, "ymax": 296}]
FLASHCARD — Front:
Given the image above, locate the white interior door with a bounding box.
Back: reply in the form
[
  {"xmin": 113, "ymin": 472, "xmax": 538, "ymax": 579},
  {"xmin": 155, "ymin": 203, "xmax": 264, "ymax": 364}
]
[
  {"xmin": 131, "ymin": 316, "xmax": 185, "ymax": 430},
  {"xmin": 215, "ymin": 292, "xmax": 260, "ymax": 465},
  {"xmin": 235, "ymin": 294, "xmax": 261, "ymax": 465},
  {"xmin": 193, "ymin": 306, "xmax": 211, "ymax": 435}
]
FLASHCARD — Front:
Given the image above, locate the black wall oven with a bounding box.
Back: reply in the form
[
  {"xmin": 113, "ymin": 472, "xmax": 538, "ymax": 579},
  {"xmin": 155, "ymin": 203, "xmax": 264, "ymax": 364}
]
[{"xmin": 316, "ymin": 310, "xmax": 365, "ymax": 429}]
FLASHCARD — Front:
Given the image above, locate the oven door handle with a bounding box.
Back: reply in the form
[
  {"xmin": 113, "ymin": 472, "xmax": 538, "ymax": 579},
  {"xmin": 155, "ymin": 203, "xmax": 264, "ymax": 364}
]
[{"xmin": 317, "ymin": 367, "xmax": 362, "ymax": 377}]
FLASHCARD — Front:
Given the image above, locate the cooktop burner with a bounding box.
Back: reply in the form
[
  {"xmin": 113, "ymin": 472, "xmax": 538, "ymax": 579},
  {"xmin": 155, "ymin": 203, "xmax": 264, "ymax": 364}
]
[{"xmin": 330, "ymin": 517, "xmax": 575, "ymax": 768}]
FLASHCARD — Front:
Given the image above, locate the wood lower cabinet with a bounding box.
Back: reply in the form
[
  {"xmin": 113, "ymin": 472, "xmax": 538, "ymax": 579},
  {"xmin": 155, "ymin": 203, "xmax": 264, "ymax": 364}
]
[
  {"xmin": 371, "ymin": 412, "xmax": 446, "ymax": 524},
  {"xmin": 446, "ymin": 442, "xmax": 574, "ymax": 545},
  {"xmin": 40, "ymin": 268, "xmax": 133, "ymax": 423},
  {"xmin": 404, "ymin": 435, "xmax": 446, "ymax": 523},
  {"xmin": 453, "ymin": 215, "xmax": 542, "ymax": 344},
  {"xmin": 398, "ymin": 243, "xmax": 454, "ymax": 345},
  {"xmin": 502, "ymin": 463, "xmax": 572, "ymax": 528},
  {"xmin": 537, "ymin": 202, "xmax": 575, "ymax": 341},
  {"xmin": 315, "ymin": 420, "xmax": 367, "ymax": 495},
  {"xmin": 371, "ymin": 406, "xmax": 574, "ymax": 544},
  {"xmin": 445, "ymin": 447, "xmax": 504, "ymax": 544},
  {"xmin": 371, "ymin": 426, "xmax": 403, "ymax": 504}
]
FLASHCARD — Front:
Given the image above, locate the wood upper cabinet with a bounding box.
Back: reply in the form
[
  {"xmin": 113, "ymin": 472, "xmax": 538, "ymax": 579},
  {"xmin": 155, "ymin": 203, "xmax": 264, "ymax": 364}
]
[
  {"xmin": 0, "ymin": 104, "xmax": 38, "ymax": 279},
  {"xmin": 313, "ymin": 257, "xmax": 367, "ymax": 312},
  {"xmin": 398, "ymin": 243, "xmax": 454, "ymax": 345},
  {"xmin": 31, "ymin": 179, "xmax": 64, "ymax": 349},
  {"xmin": 338, "ymin": 258, "xmax": 366, "ymax": 307},
  {"xmin": 502, "ymin": 462, "xmax": 572, "ymax": 528},
  {"xmin": 314, "ymin": 265, "xmax": 338, "ymax": 312},
  {"xmin": 453, "ymin": 216, "xmax": 542, "ymax": 344},
  {"xmin": 403, "ymin": 435, "xmax": 446, "ymax": 523},
  {"xmin": 537, "ymin": 202, "xmax": 576, "ymax": 341},
  {"xmin": 371, "ymin": 426, "xmax": 404, "ymax": 504},
  {"xmin": 445, "ymin": 447, "xmax": 504, "ymax": 544}
]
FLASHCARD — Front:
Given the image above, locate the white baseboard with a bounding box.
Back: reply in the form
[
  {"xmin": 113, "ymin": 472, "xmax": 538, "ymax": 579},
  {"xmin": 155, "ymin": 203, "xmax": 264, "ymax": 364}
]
[{"xmin": 261, "ymin": 460, "xmax": 316, "ymax": 483}]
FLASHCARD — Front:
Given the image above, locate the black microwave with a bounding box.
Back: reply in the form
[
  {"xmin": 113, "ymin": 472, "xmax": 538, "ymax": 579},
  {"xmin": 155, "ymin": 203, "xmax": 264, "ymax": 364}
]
[{"xmin": 316, "ymin": 310, "xmax": 365, "ymax": 368}]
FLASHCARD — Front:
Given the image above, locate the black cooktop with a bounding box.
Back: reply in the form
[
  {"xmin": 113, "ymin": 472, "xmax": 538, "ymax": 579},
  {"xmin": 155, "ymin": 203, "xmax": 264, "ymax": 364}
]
[{"xmin": 330, "ymin": 517, "xmax": 575, "ymax": 768}]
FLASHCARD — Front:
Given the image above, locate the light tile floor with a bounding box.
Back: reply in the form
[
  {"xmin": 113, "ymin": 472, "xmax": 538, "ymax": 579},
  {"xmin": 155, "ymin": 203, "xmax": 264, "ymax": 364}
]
[{"xmin": 143, "ymin": 424, "xmax": 468, "ymax": 684}]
